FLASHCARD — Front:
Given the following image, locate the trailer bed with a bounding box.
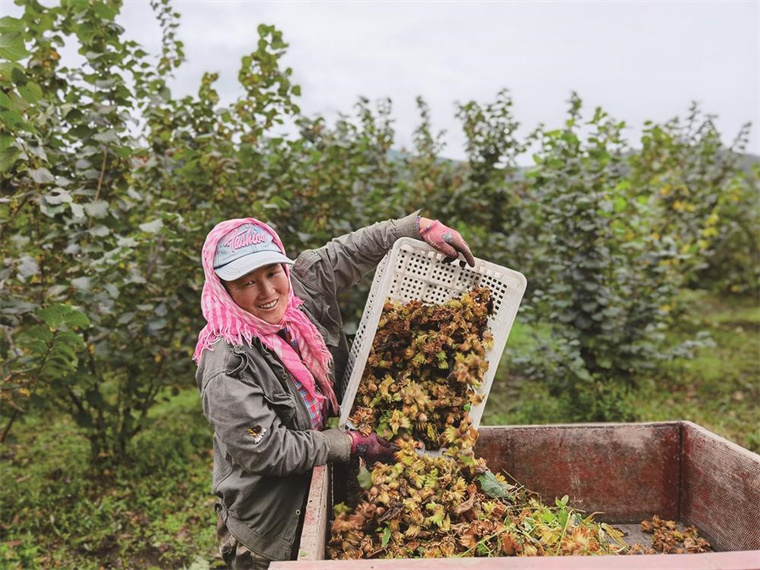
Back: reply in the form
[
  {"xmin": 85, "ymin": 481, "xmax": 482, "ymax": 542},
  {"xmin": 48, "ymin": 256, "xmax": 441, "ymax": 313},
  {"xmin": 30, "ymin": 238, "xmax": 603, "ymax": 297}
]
[{"xmin": 276, "ymin": 421, "xmax": 760, "ymax": 569}]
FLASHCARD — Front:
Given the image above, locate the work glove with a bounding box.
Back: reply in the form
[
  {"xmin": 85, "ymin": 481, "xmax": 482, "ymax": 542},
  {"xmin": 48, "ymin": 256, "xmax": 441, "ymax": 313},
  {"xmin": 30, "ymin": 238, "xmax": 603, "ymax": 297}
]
[
  {"xmin": 418, "ymin": 218, "xmax": 476, "ymax": 267},
  {"xmin": 347, "ymin": 431, "xmax": 395, "ymax": 463}
]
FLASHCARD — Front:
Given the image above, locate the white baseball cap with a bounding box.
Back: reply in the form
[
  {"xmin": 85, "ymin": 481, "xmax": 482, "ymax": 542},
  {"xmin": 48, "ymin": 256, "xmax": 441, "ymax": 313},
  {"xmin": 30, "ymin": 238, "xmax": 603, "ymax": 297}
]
[{"xmin": 213, "ymin": 223, "xmax": 293, "ymax": 281}]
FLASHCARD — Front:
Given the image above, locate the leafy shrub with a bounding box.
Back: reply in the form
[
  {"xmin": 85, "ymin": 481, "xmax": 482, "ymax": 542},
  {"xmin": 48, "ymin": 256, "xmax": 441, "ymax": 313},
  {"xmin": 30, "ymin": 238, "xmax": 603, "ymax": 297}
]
[
  {"xmin": 0, "ymin": 2, "xmax": 303, "ymax": 463},
  {"xmin": 693, "ymin": 165, "xmax": 760, "ymax": 295},
  {"xmin": 0, "ymin": 390, "xmax": 216, "ymax": 569},
  {"xmin": 516, "ymin": 96, "xmax": 689, "ymax": 420},
  {"xmin": 1, "ymin": 304, "xmax": 89, "ymax": 442},
  {"xmin": 1, "ymin": 0, "xmax": 755, "ymax": 459},
  {"xmin": 628, "ymin": 103, "xmax": 755, "ymax": 290}
]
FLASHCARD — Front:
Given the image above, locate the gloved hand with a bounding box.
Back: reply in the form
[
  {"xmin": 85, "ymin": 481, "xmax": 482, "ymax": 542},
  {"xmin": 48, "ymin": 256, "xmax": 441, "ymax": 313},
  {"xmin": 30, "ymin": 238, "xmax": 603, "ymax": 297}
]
[
  {"xmin": 418, "ymin": 217, "xmax": 475, "ymax": 266},
  {"xmin": 347, "ymin": 431, "xmax": 395, "ymax": 463}
]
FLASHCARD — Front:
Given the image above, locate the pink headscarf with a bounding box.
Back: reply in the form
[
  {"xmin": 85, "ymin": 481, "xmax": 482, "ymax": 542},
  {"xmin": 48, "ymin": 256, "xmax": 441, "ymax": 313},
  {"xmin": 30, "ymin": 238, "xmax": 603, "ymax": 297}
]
[{"xmin": 193, "ymin": 218, "xmax": 339, "ymax": 415}]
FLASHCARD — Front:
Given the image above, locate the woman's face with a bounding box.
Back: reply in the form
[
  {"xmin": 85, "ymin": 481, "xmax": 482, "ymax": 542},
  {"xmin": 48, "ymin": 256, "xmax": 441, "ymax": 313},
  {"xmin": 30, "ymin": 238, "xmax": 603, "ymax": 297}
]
[{"xmin": 225, "ymin": 263, "xmax": 290, "ymax": 325}]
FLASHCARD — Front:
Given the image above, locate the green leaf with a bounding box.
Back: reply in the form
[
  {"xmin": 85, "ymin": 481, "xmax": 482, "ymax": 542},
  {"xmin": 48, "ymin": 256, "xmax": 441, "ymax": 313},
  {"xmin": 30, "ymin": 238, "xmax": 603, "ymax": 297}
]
[
  {"xmin": 38, "ymin": 304, "xmax": 90, "ymax": 331},
  {"xmin": 381, "ymin": 526, "xmax": 391, "ymax": 548},
  {"xmin": 104, "ymin": 283, "xmax": 119, "ymax": 299},
  {"xmin": 30, "ymin": 167, "xmax": 55, "ymax": 184},
  {"xmin": 541, "ymin": 509, "xmax": 557, "ymax": 524},
  {"xmin": 83, "ymin": 200, "xmax": 109, "ymax": 218},
  {"xmin": 332, "ymin": 502, "xmax": 351, "ymax": 516},
  {"xmin": 356, "ymin": 464, "xmax": 372, "ymax": 490},
  {"xmin": 44, "ymin": 188, "xmax": 72, "ymax": 205},
  {"xmin": 65, "ymin": 310, "xmax": 90, "ymax": 329},
  {"xmin": 0, "ymin": 108, "xmax": 25, "ymax": 128},
  {"xmin": 71, "ymin": 277, "xmax": 92, "ymax": 292},
  {"xmin": 93, "ymin": 3, "xmax": 118, "ymax": 20},
  {"xmin": 69, "ymin": 202, "xmax": 85, "ymax": 218},
  {"xmin": 139, "ymin": 219, "xmax": 163, "ymax": 233},
  {"xmin": 46, "ymin": 285, "xmax": 68, "ymax": 299},
  {"xmin": 425, "ymin": 502, "xmax": 446, "ymax": 527},
  {"xmin": 23, "ymin": 324, "xmax": 53, "ymax": 346},
  {"xmin": 148, "ymin": 317, "xmax": 167, "ymax": 331},
  {"xmin": 18, "ymin": 82, "xmax": 43, "ymax": 104},
  {"xmin": 0, "ymin": 33, "xmax": 28, "ymax": 62},
  {"xmin": 38, "ymin": 305, "xmax": 66, "ymax": 328},
  {"xmin": 50, "ymin": 340, "xmax": 77, "ymax": 362},
  {"xmin": 0, "ymin": 17, "xmax": 25, "ymax": 33},
  {"xmin": 93, "ymin": 130, "xmax": 119, "ymax": 144},
  {"xmin": 597, "ymin": 356, "xmax": 612, "ymax": 369},
  {"xmin": 0, "ymin": 61, "xmax": 23, "ymax": 83},
  {"xmin": 263, "ymin": 196, "xmax": 291, "ymax": 209},
  {"xmin": 558, "ymin": 508, "xmax": 569, "ymax": 528},
  {"xmin": 0, "ymin": 146, "xmax": 21, "ymax": 172},
  {"xmin": 17, "ymin": 256, "xmax": 39, "ymax": 279},
  {"xmin": 117, "ymin": 312, "xmax": 134, "ymax": 325},
  {"xmin": 39, "ymin": 203, "xmax": 66, "ymax": 217},
  {"xmin": 88, "ymin": 225, "xmax": 110, "ymax": 237},
  {"xmin": 613, "ymin": 196, "xmax": 627, "ymax": 213},
  {"xmin": 478, "ymin": 469, "xmax": 511, "ymax": 499}
]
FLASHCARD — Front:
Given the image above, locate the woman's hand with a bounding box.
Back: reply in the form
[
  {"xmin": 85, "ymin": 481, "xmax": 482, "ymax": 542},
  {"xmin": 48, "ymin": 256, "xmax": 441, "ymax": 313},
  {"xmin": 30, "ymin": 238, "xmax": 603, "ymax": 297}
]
[
  {"xmin": 347, "ymin": 431, "xmax": 395, "ymax": 463},
  {"xmin": 418, "ymin": 217, "xmax": 476, "ymax": 266}
]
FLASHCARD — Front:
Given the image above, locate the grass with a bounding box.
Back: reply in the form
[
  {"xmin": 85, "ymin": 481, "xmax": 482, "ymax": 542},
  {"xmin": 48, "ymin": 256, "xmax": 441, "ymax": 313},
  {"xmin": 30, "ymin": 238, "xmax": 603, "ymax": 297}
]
[
  {"xmin": 633, "ymin": 290, "xmax": 760, "ymax": 451},
  {"xmin": 484, "ymin": 290, "xmax": 760, "ymax": 453},
  {"xmin": 0, "ymin": 390, "xmax": 220, "ymax": 570},
  {"xmin": 482, "ymin": 317, "xmax": 578, "ymax": 426}
]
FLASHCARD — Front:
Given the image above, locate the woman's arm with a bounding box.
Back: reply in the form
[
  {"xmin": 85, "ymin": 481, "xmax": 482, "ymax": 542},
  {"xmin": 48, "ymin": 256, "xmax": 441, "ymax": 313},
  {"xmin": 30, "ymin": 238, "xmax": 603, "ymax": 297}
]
[
  {"xmin": 293, "ymin": 212, "xmax": 474, "ymax": 298},
  {"xmin": 293, "ymin": 211, "xmax": 420, "ymax": 296},
  {"xmin": 200, "ymin": 371, "xmax": 350, "ymax": 477}
]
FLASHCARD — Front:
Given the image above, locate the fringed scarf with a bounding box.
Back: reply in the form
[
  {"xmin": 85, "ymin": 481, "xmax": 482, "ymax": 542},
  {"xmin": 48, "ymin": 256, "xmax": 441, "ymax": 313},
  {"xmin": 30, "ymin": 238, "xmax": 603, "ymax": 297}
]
[{"xmin": 193, "ymin": 218, "xmax": 339, "ymax": 415}]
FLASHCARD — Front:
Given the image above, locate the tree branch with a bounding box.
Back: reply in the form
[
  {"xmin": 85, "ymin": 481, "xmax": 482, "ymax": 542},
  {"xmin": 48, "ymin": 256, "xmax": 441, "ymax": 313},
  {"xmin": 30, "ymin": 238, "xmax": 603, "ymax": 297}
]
[
  {"xmin": 0, "ymin": 193, "xmax": 32, "ymax": 243},
  {"xmin": 64, "ymin": 384, "xmax": 89, "ymax": 420},
  {"xmin": 94, "ymin": 148, "xmax": 108, "ymax": 202},
  {"xmin": 0, "ymin": 408, "xmax": 20, "ymax": 444}
]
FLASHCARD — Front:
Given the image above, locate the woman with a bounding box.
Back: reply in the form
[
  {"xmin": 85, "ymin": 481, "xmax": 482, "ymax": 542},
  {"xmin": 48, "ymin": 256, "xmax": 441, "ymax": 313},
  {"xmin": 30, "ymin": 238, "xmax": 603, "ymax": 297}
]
[{"xmin": 194, "ymin": 212, "xmax": 474, "ymax": 569}]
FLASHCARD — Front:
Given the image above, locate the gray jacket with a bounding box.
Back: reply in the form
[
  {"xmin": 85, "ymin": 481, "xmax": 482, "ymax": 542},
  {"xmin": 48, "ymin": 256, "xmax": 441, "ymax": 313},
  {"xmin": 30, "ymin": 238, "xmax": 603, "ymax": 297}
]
[{"xmin": 196, "ymin": 213, "xmax": 419, "ymax": 560}]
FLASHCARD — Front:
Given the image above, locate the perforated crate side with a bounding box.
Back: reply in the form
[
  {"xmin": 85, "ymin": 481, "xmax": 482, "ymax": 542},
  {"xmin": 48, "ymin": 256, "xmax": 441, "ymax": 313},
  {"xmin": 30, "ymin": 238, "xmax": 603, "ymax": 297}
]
[
  {"xmin": 338, "ymin": 238, "xmax": 527, "ymax": 432},
  {"xmin": 337, "ymin": 245, "xmax": 398, "ymax": 414},
  {"xmin": 337, "ymin": 251, "xmax": 391, "ymax": 403}
]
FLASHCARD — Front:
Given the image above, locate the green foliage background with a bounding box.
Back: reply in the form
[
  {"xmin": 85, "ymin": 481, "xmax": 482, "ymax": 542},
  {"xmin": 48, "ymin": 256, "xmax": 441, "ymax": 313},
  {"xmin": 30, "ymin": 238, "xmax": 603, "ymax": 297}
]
[{"xmin": 1, "ymin": 1, "xmax": 758, "ymax": 568}]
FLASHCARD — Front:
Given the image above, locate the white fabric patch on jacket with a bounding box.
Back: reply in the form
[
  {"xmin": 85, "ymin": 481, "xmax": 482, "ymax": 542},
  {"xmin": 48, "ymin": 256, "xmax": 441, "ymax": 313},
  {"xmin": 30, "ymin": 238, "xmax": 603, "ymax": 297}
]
[{"xmin": 246, "ymin": 425, "xmax": 268, "ymax": 444}]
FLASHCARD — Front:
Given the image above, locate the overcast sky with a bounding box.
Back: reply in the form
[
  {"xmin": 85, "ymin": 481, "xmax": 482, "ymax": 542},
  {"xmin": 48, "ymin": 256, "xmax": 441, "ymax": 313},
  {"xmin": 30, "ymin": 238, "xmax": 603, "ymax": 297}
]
[{"xmin": 3, "ymin": 1, "xmax": 758, "ymax": 163}]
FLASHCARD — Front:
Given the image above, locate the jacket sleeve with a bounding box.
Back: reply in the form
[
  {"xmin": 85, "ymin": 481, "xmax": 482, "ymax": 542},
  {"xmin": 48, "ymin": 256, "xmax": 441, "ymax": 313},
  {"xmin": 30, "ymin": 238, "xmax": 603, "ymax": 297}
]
[
  {"xmin": 292, "ymin": 211, "xmax": 420, "ymax": 297},
  {"xmin": 200, "ymin": 371, "xmax": 350, "ymax": 477}
]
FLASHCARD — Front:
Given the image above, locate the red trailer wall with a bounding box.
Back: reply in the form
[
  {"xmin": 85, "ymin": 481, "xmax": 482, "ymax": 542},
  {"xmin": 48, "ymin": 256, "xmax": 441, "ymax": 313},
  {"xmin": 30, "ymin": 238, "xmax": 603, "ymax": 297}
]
[
  {"xmin": 474, "ymin": 422, "xmax": 681, "ymax": 522},
  {"xmin": 680, "ymin": 422, "xmax": 760, "ymax": 551},
  {"xmin": 293, "ymin": 422, "xmax": 760, "ymax": 567}
]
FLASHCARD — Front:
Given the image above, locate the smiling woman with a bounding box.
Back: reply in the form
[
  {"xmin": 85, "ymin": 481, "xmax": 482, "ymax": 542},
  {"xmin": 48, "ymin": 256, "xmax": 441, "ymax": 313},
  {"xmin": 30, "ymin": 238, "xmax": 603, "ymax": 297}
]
[
  {"xmin": 225, "ymin": 264, "xmax": 291, "ymax": 324},
  {"xmin": 213, "ymin": 222, "xmax": 296, "ymax": 324},
  {"xmin": 193, "ymin": 213, "xmax": 474, "ymax": 569}
]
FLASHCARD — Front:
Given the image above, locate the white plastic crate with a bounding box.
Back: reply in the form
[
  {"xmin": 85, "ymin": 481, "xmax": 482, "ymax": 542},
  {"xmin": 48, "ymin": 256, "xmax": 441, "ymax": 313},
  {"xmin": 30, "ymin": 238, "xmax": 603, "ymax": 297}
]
[{"xmin": 338, "ymin": 237, "xmax": 527, "ymax": 431}]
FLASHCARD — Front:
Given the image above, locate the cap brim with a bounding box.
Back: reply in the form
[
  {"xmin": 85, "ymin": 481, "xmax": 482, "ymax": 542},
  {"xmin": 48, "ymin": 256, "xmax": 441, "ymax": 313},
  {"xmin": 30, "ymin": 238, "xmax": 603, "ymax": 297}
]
[{"xmin": 214, "ymin": 251, "xmax": 294, "ymax": 281}]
